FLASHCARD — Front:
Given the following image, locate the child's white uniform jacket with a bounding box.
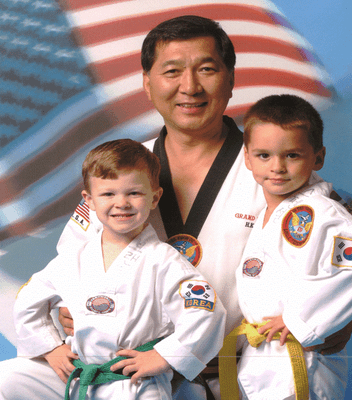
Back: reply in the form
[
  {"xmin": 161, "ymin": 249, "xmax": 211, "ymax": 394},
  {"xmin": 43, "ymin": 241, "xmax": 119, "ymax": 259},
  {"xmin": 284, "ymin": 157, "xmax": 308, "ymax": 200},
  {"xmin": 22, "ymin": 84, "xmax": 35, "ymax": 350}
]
[
  {"xmin": 236, "ymin": 181, "xmax": 352, "ymax": 400},
  {"xmin": 14, "ymin": 225, "xmax": 226, "ymax": 399}
]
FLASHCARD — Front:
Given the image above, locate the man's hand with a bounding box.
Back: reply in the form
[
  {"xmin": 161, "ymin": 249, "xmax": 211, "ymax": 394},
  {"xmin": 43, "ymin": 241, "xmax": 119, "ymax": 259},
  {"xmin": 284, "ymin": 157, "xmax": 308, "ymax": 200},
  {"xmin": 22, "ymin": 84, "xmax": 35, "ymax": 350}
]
[
  {"xmin": 58, "ymin": 307, "xmax": 74, "ymax": 336},
  {"xmin": 110, "ymin": 349, "xmax": 170, "ymax": 384},
  {"xmin": 304, "ymin": 320, "xmax": 352, "ymax": 355},
  {"xmin": 257, "ymin": 316, "xmax": 291, "ymax": 345},
  {"xmin": 43, "ymin": 344, "xmax": 78, "ymax": 383}
]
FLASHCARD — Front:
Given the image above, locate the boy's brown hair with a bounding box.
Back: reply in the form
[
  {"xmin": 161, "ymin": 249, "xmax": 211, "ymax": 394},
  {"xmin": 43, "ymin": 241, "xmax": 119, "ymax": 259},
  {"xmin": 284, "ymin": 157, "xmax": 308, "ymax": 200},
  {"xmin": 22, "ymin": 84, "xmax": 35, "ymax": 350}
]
[
  {"xmin": 82, "ymin": 139, "xmax": 161, "ymax": 193},
  {"xmin": 243, "ymin": 94, "xmax": 324, "ymax": 152}
]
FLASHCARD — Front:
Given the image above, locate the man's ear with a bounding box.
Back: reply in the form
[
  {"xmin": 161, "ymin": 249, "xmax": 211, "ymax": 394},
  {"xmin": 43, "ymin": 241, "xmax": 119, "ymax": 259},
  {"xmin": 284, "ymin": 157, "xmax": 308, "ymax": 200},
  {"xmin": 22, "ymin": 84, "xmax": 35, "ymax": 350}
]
[
  {"xmin": 229, "ymin": 70, "xmax": 234, "ymax": 93},
  {"xmin": 313, "ymin": 146, "xmax": 326, "ymax": 171},
  {"xmin": 82, "ymin": 190, "xmax": 95, "ymax": 211},
  {"xmin": 143, "ymin": 72, "xmax": 152, "ymax": 101},
  {"xmin": 150, "ymin": 187, "xmax": 163, "ymax": 210},
  {"xmin": 244, "ymin": 147, "xmax": 252, "ymax": 171}
]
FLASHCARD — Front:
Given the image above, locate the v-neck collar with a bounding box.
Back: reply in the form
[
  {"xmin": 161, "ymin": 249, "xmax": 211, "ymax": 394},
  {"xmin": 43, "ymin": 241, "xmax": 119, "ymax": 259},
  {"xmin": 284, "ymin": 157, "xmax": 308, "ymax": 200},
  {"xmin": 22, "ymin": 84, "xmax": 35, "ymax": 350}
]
[{"xmin": 153, "ymin": 116, "xmax": 243, "ymax": 238}]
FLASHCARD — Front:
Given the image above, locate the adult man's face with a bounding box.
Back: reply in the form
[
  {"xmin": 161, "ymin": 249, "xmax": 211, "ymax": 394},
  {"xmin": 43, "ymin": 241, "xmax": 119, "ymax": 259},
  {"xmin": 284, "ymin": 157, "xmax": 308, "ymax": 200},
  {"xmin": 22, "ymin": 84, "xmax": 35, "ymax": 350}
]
[{"xmin": 143, "ymin": 36, "xmax": 234, "ymax": 138}]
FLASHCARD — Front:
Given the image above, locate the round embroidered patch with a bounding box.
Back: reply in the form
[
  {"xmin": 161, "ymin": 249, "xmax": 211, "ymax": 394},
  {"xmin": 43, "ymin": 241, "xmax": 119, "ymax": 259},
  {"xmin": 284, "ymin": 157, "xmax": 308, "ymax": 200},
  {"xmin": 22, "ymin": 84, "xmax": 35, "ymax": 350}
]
[
  {"xmin": 282, "ymin": 205, "xmax": 314, "ymax": 247},
  {"xmin": 86, "ymin": 295, "xmax": 115, "ymax": 314},
  {"xmin": 243, "ymin": 258, "xmax": 264, "ymax": 277},
  {"xmin": 167, "ymin": 234, "xmax": 202, "ymax": 267}
]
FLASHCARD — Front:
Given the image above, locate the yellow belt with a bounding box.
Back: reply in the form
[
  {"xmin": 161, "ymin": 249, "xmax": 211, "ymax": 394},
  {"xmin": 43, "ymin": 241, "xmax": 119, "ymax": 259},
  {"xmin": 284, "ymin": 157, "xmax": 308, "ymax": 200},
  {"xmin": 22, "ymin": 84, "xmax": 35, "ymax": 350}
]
[{"xmin": 219, "ymin": 319, "xmax": 309, "ymax": 400}]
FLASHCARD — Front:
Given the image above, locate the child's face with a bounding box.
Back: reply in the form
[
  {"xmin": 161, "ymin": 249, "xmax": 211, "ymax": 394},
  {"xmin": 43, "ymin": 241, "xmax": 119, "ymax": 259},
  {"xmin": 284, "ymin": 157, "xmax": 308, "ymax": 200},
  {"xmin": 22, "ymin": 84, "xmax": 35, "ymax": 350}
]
[
  {"xmin": 244, "ymin": 123, "xmax": 325, "ymax": 205},
  {"xmin": 82, "ymin": 170, "xmax": 162, "ymax": 243}
]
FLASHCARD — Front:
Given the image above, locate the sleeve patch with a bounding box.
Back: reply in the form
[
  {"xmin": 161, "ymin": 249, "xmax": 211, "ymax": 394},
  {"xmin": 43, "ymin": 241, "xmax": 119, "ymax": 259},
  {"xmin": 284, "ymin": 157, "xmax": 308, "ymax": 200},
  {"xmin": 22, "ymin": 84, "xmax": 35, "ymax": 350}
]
[
  {"xmin": 282, "ymin": 205, "xmax": 314, "ymax": 248},
  {"xmin": 331, "ymin": 236, "xmax": 352, "ymax": 268},
  {"xmin": 179, "ymin": 280, "xmax": 216, "ymax": 312},
  {"xmin": 70, "ymin": 200, "xmax": 90, "ymax": 231}
]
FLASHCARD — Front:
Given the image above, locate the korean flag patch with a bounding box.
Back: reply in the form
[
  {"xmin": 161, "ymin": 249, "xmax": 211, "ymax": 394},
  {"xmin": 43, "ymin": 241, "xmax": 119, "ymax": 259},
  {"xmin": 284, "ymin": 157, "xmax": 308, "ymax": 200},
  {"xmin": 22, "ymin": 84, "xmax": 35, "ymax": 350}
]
[
  {"xmin": 179, "ymin": 280, "xmax": 216, "ymax": 312},
  {"xmin": 332, "ymin": 236, "xmax": 352, "ymax": 268}
]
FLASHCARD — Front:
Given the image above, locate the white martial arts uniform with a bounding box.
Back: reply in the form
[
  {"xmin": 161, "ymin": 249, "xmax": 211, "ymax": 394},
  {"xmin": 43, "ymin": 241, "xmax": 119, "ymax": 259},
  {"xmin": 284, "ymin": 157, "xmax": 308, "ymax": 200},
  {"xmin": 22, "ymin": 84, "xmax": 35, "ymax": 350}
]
[
  {"xmin": 0, "ymin": 117, "xmax": 323, "ymax": 400},
  {"xmin": 58, "ymin": 117, "xmax": 267, "ymax": 337},
  {"xmin": 14, "ymin": 224, "xmax": 226, "ymax": 399},
  {"xmin": 236, "ymin": 181, "xmax": 352, "ymax": 400}
]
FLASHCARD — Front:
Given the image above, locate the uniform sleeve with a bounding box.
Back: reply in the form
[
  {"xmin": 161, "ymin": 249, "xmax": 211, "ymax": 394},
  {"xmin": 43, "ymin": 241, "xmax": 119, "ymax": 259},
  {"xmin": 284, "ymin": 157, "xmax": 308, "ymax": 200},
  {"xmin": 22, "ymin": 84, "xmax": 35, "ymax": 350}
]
[
  {"xmin": 153, "ymin": 246, "xmax": 226, "ymax": 380},
  {"xmin": 282, "ymin": 200, "xmax": 352, "ymax": 348},
  {"xmin": 14, "ymin": 257, "xmax": 65, "ymax": 358},
  {"xmin": 56, "ymin": 200, "xmax": 102, "ymax": 254}
]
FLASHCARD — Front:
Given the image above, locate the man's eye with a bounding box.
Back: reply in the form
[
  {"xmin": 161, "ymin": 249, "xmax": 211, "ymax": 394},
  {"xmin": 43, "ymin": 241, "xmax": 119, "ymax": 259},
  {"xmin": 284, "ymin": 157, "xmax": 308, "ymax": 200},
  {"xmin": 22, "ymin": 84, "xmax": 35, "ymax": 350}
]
[
  {"xmin": 200, "ymin": 67, "xmax": 215, "ymax": 73},
  {"xmin": 164, "ymin": 69, "xmax": 179, "ymax": 75},
  {"xmin": 287, "ymin": 153, "xmax": 299, "ymax": 159}
]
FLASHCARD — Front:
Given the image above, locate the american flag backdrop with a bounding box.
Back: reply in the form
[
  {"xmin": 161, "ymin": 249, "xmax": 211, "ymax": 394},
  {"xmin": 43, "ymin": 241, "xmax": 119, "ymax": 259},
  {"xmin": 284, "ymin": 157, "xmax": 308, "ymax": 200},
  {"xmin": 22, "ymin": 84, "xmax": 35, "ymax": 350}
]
[
  {"xmin": 0, "ymin": 0, "xmax": 345, "ymax": 352},
  {"xmin": 0, "ymin": 0, "xmax": 335, "ymax": 245}
]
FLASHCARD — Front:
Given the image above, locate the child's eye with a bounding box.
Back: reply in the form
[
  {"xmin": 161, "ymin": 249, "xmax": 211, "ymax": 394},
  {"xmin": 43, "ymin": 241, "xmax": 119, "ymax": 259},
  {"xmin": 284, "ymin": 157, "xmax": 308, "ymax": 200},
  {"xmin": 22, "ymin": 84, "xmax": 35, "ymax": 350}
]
[
  {"xmin": 258, "ymin": 153, "xmax": 269, "ymax": 159},
  {"xmin": 287, "ymin": 153, "xmax": 299, "ymax": 159}
]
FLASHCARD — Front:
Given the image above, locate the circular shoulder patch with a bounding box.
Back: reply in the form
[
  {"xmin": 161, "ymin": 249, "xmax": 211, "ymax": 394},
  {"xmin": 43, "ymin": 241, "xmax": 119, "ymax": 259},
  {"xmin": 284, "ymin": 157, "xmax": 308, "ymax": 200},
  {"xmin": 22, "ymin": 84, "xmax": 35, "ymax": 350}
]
[
  {"xmin": 282, "ymin": 205, "xmax": 314, "ymax": 248},
  {"xmin": 167, "ymin": 234, "xmax": 202, "ymax": 267},
  {"xmin": 86, "ymin": 296, "xmax": 115, "ymax": 314},
  {"xmin": 243, "ymin": 258, "xmax": 264, "ymax": 277}
]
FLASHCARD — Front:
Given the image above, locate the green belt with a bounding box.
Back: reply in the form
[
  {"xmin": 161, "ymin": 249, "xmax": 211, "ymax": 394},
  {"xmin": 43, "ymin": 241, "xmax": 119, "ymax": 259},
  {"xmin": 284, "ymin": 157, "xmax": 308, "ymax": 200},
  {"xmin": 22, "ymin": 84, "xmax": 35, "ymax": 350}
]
[{"xmin": 65, "ymin": 338, "xmax": 162, "ymax": 400}]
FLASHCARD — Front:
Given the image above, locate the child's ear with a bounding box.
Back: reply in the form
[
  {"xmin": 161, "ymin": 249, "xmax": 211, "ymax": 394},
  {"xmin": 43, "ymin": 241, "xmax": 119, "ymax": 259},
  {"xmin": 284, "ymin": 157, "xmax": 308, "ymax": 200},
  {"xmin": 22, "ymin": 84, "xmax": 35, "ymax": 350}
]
[
  {"xmin": 151, "ymin": 187, "xmax": 163, "ymax": 210},
  {"xmin": 82, "ymin": 190, "xmax": 95, "ymax": 211},
  {"xmin": 244, "ymin": 147, "xmax": 252, "ymax": 171},
  {"xmin": 313, "ymin": 147, "xmax": 326, "ymax": 171}
]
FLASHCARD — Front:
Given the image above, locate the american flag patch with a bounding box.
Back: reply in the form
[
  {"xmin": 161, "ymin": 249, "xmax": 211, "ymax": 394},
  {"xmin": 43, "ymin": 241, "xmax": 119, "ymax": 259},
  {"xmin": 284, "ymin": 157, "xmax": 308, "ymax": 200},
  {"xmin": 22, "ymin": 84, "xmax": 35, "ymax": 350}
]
[{"xmin": 71, "ymin": 199, "xmax": 90, "ymax": 230}]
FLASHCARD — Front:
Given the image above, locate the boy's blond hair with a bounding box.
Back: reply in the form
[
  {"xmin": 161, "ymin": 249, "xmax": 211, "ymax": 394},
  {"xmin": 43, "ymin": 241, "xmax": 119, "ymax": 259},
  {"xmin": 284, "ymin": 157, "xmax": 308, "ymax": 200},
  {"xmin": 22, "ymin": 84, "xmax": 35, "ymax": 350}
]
[{"xmin": 82, "ymin": 139, "xmax": 161, "ymax": 193}]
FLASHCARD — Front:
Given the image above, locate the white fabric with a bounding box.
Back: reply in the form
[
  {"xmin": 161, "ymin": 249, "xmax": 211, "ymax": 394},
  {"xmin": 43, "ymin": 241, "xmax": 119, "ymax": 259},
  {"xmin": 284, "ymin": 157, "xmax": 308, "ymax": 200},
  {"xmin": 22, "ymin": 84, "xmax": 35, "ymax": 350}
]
[
  {"xmin": 0, "ymin": 357, "xmax": 66, "ymax": 400},
  {"xmin": 13, "ymin": 225, "xmax": 225, "ymax": 399},
  {"xmin": 14, "ymin": 226, "xmax": 225, "ymax": 399},
  {"xmin": 0, "ymin": 119, "xmax": 325, "ymax": 399},
  {"xmin": 52, "ymin": 128, "xmax": 321, "ymax": 400},
  {"xmin": 58, "ymin": 143, "xmax": 267, "ymax": 337},
  {"xmin": 237, "ymin": 181, "xmax": 351, "ymax": 400}
]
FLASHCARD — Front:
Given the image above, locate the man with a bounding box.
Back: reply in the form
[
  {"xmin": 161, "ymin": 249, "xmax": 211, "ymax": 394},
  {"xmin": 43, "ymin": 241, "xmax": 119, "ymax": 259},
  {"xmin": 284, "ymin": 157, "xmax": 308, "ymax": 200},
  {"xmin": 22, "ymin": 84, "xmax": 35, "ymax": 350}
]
[{"xmin": 1, "ymin": 15, "xmax": 350, "ymax": 400}]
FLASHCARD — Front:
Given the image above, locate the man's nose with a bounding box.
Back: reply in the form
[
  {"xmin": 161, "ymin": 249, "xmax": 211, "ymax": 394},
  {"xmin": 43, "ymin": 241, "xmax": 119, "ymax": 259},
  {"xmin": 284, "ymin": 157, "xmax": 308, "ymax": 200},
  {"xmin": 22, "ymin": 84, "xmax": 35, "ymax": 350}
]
[{"xmin": 179, "ymin": 70, "xmax": 203, "ymax": 95}]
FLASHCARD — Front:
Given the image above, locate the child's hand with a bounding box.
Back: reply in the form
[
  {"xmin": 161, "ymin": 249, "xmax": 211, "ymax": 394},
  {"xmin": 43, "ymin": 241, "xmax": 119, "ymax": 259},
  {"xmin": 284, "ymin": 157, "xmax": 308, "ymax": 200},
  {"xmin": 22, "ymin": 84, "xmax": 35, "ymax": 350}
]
[
  {"xmin": 111, "ymin": 349, "xmax": 170, "ymax": 384},
  {"xmin": 43, "ymin": 344, "xmax": 78, "ymax": 383},
  {"xmin": 58, "ymin": 307, "xmax": 74, "ymax": 336},
  {"xmin": 257, "ymin": 316, "xmax": 291, "ymax": 345}
]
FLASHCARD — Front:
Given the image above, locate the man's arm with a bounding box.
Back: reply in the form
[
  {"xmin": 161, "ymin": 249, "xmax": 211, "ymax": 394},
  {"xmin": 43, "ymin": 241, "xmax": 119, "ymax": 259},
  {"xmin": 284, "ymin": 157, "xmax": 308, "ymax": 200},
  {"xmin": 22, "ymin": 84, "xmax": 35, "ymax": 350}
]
[
  {"xmin": 304, "ymin": 321, "xmax": 352, "ymax": 355},
  {"xmin": 56, "ymin": 200, "xmax": 102, "ymax": 336}
]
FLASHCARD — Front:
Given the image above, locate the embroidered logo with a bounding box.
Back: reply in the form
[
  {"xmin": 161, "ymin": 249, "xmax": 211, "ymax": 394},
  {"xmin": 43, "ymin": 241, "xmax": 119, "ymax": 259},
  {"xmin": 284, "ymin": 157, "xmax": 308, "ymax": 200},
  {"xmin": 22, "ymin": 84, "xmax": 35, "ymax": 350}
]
[
  {"xmin": 86, "ymin": 296, "xmax": 115, "ymax": 314},
  {"xmin": 282, "ymin": 205, "xmax": 314, "ymax": 247},
  {"xmin": 235, "ymin": 213, "xmax": 256, "ymax": 221},
  {"xmin": 167, "ymin": 234, "xmax": 202, "ymax": 267},
  {"xmin": 332, "ymin": 236, "xmax": 352, "ymax": 268},
  {"xmin": 179, "ymin": 280, "xmax": 216, "ymax": 312},
  {"xmin": 242, "ymin": 258, "xmax": 264, "ymax": 277},
  {"xmin": 71, "ymin": 199, "xmax": 90, "ymax": 231}
]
